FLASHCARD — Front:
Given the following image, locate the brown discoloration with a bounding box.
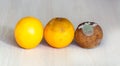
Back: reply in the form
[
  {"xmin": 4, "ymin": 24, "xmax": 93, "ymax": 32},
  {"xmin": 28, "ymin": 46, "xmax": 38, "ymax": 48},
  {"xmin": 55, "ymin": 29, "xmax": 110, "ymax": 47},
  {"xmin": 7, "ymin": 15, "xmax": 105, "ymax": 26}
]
[
  {"xmin": 75, "ymin": 22, "xmax": 103, "ymax": 48},
  {"xmin": 56, "ymin": 18, "xmax": 62, "ymax": 20}
]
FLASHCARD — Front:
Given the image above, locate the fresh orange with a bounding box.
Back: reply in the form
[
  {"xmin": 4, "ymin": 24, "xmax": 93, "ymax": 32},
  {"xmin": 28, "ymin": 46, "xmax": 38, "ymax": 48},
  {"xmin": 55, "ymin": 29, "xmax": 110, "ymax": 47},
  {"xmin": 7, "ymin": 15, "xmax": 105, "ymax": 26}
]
[
  {"xmin": 14, "ymin": 16, "xmax": 43, "ymax": 49},
  {"xmin": 44, "ymin": 17, "xmax": 74, "ymax": 48}
]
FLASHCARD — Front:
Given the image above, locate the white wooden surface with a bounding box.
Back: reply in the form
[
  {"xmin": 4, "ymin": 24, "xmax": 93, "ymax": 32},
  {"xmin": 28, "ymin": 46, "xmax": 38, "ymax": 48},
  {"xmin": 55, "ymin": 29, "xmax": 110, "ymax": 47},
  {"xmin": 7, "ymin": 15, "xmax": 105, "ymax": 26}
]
[{"xmin": 0, "ymin": 0, "xmax": 120, "ymax": 66}]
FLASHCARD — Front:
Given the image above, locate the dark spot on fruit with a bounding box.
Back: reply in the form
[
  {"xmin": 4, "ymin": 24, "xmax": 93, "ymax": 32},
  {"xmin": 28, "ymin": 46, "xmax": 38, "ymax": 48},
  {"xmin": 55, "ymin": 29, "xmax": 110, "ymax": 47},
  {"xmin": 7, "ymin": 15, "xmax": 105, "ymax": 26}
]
[{"xmin": 56, "ymin": 18, "xmax": 63, "ymax": 21}]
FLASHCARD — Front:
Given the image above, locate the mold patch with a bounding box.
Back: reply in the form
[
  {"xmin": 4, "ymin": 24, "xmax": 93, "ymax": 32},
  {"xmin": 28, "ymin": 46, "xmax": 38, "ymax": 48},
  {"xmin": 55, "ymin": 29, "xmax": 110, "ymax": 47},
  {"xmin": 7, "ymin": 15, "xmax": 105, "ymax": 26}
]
[{"xmin": 82, "ymin": 23, "xmax": 94, "ymax": 36}]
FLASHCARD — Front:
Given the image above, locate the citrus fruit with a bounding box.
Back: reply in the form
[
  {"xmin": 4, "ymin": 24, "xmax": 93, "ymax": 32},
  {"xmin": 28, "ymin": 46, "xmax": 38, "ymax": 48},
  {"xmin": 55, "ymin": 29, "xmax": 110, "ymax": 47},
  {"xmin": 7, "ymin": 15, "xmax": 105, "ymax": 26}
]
[
  {"xmin": 75, "ymin": 22, "xmax": 103, "ymax": 48},
  {"xmin": 44, "ymin": 17, "xmax": 74, "ymax": 48},
  {"xmin": 14, "ymin": 16, "xmax": 43, "ymax": 49}
]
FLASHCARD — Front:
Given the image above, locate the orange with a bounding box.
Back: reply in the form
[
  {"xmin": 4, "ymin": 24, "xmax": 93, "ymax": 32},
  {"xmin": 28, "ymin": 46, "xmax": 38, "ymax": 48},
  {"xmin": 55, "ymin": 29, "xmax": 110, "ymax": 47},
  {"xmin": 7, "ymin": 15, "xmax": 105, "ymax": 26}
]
[
  {"xmin": 14, "ymin": 16, "xmax": 43, "ymax": 49},
  {"xmin": 44, "ymin": 17, "xmax": 74, "ymax": 48}
]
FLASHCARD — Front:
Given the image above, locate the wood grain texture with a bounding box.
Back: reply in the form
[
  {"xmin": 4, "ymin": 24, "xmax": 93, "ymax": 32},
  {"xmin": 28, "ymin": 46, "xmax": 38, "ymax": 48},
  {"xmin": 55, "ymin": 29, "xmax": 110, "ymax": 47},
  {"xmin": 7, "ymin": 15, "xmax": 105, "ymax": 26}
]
[{"xmin": 0, "ymin": 0, "xmax": 120, "ymax": 66}]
